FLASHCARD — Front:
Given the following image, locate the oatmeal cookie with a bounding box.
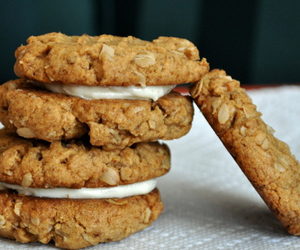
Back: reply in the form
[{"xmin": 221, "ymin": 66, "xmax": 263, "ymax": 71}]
[
  {"xmin": 191, "ymin": 69, "xmax": 300, "ymax": 235},
  {"xmin": 0, "ymin": 189, "xmax": 163, "ymax": 249},
  {"xmin": 0, "ymin": 79, "xmax": 193, "ymax": 150},
  {"xmin": 14, "ymin": 32, "xmax": 209, "ymax": 86},
  {"xmin": 0, "ymin": 129, "xmax": 169, "ymax": 188}
]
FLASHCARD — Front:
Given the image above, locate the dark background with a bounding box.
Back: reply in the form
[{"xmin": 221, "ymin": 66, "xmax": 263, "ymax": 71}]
[{"xmin": 1, "ymin": 0, "xmax": 300, "ymax": 85}]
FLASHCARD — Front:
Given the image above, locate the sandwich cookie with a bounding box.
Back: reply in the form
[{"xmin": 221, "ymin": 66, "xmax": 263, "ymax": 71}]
[
  {"xmin": 0, "ymin": 128, "xmax": 168, "ymax": 248},
  {"xmin": 191, "ymin": 69, "xmax": 300, "ymax": 235}
]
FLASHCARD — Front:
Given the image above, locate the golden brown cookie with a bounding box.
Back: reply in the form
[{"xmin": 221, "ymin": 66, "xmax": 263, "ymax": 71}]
[
  {"xmin": 0, "ymin": 189, "xmax": 163, "ymax": 249},
  {"xmin": 0, "ymin": 79, "xmax": 193, "ymax": 150},
  {"xmin": 0, "ymin": 129, "xmax": 170, "ymax": 188},
  {"xmin": 191, "ymin": 69, "xmax": 300, "ymax": 235},
  {"xmin": 14, "ymin": 32, "xmax": 209, "ymax": 86}
]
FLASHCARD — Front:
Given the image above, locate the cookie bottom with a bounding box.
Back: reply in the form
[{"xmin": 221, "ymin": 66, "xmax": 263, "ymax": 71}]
[{"xmin": 0, "ymin": 189, "xmax": 163, "ymax": 249}]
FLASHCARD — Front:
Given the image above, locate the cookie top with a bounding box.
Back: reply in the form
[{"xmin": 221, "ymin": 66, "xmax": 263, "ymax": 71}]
[
  {"xmin": 0, "ymin": 79, "xmax": 193, "ymax": 149},
  {"xmin": 14, "ymin": 32, "xmax": 209, "ymax": 86},
  {"xmin": 0, "ymin": 129, "xmax": 170, "ymax": 188},
  {"xmin": 0, "ymin": 189, "xmax": 162, "ymax": 249}
]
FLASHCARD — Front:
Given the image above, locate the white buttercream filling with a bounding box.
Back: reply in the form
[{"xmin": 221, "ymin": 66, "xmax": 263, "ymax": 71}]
[
  {"xmin": 0, "ymin": 179, "xmax": 157, "ymax": 199},
  {"xmin": 41, "ymin": 83, "xmax": 174, "ymax": 101}
]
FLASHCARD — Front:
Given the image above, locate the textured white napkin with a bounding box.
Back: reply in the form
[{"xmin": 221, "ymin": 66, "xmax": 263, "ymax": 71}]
[{"xmin": 1, "ymin": 86, "xmax": 300, "ymax": 249}]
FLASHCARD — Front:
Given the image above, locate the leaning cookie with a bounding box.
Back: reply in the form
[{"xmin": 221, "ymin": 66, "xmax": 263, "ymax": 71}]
[
  {"xmin": 0, "ymin": 189, "xmax": 163, "ymax": 249},
  {"xmin": 14, "ymin": 32, "xmax": 209, "ymax": 86},
  {"xmin": 191, "ymin": 69, "xmax": 300, "ymax": 235},
  {"xmin": 0, "ymin": 129, "xmax": 170, "ymax": 188},
  {"xmin": 0, "ymin": 80, "xmax": 193, "ymax": 150}
]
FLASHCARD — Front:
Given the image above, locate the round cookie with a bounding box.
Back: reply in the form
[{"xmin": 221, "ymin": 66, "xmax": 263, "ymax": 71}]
[
  {"xmin": 14, "ymin": 32, "xmax": 209, "ymax": 86},
  {"xmin": 191, "ymin": 69, "xmax": 300, "ymax": 235},
  {"xmin": 0, "ymin": 79, "xmax": 193, "ymax": 149},
  {"xmin": 0, "ymin": 129, "xmax": 170, "ymax": 188},
  {"xmin": 0, "ymin": 189, "xmax": 163, "ymax": 249}
]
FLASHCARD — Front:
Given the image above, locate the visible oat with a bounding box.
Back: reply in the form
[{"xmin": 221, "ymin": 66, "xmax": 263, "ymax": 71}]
[
  {"xmin": 177, "ymin": 46, "xmax": 186, "ymax": 52},
  {"xmin": 243, "ymin": 106, "xmax": 256, "ymax": 119},
  {"xmin": 211, "ymin": 98, "xmax": 222, "ymax": 114},
  {"xmin": 255, "ymin": 133, "xmax": 266, "ymax": 146},
  {"xmin": 134, "ymin": 53, "xmax": 156, "ymax": 67},
  {"xmin": 82, "ymin": 233, "xmax": 97, "ymax": 245},
  {"xmin": 100, "ymin": 44, "xmax": 115, "ymax": 60},
  {"xmin": 14, "ymin": 201, "xmax": 23, "ymax": 216},
  {"xmin": 143, "ymin": 208, "xmax": 152, "ymax": 224},
  {"xmin": 100, "ymin": 168, "xmax": 120, "ymax": 186},
  {"xmin": 134, "ymin": 71, "xmax": 146, "ymax": 86},
  {"xmin": 261, "ymin": 138, "xmax": 269, "ymax": 150},
  {"xmin": 240, "ymin": 126, "xmax": 247, "ymax": 136},
  {"xmin": 31, "ymin": 217, "xmax": 40, "ymax": 226},
  {"xmin": 0, "ymin": 215, "xmax": 6, "ymax": 227},
  {"xmin": 16, "ymin": 127, "xmax": 36, "ymax": 138},
  {"xmin": 21, "ymin": 173, "xmax": 33, "ymax": 187},
  {"xmin": 48, "ymin": 76, "xmax": 54, "ymax": 82},
  {"xmin": 148, "ymin": 120, "xmax": 156, "ymax": 129},
  {"xmin": 218, "ymin": 103, "xmax": 230, "ymax": 124},
  {"xmin": 15, "ymin": 228, "xmax": 32, "ymax": 242},
  {"xmin": 5, "ymin": 170, "xmax": 13, "ymax": 176},
  {"xmin": 274, "ymin": 162, "xmax": 285, "ymax": 172},
  {"xmin": 279, "ymin": 156, "xmax": 289, "ymax": 167},
  {"xmin": 105, "ymin": 199, "xmax": 128, "ymax": 205}
]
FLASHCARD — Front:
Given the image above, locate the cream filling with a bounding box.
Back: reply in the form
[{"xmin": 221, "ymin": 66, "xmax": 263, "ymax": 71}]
[
  {"xmin": 41, "ymin": 83, "xmax": 174, "ymax": 101},
  {"xmin": 0, "ymin": 179, "xmax": 157, "ymax": 199}
]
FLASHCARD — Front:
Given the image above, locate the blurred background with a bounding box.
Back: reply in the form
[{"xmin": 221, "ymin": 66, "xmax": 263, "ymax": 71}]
[{"xmin": 1, "ymin": 0, "xmax": 300, "ymax": 85}]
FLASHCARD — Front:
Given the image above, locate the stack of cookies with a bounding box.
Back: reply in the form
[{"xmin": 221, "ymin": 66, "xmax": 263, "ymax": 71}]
[{"xmin": 0, "ymin": 33, "xmax": 209, "ymax": 249}]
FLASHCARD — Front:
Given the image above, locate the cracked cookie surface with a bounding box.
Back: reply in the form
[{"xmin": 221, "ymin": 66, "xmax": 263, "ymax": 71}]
[
  {"xmin": 0, "ymin": 79, "xmax": 193, "ymax": 150},
  {"xmin": 14, "ymin": 32, "xmax": 209, "ymax": 86},
  {"xmin": 0, "ymin": 129, "xmax": 170, "ymax": 188},
  {"xmin": 0, "ymin": 189, "xmax": 163, "ymax": 249},
  {"xmin": 191, "ymin": 69, "xmax": 300, "ymax": 235}
]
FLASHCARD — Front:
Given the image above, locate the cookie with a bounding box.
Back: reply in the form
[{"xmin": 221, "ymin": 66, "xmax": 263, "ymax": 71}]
[
  {"xmin": 0, "ymin": 79, "xmax": 194, "ymax": 150},
  {"xmin": 0, "ymin": 129, "xmax": 170, "ymax": 188},
  {"xmin": 191, "ymin": 69, "xmax": 300, "ymax": 235},
  {"xmin": 0, "ymin": 189, "xmax": 163, "ymax": 249},
  {"xmin": 14, "ymin": 32, "xmax": 209, "ymax": 86}
]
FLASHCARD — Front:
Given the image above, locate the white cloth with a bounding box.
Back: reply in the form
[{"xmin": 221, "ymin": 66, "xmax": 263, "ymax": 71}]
[{"xmin": 1, "ymin": 86, "xmax": 300, "ymax": 249}]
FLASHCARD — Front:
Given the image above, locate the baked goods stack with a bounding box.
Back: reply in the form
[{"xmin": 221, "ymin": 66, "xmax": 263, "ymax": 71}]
[{"xmin": 0, "ymin": 33, "xmax": 209, "ymax": 249}]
